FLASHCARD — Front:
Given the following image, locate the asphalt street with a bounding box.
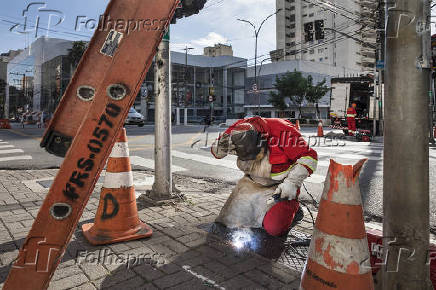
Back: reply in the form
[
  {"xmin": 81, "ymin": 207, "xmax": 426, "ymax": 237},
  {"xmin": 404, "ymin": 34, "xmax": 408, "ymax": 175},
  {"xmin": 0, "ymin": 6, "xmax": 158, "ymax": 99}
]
[{"xmin": 0, "ymin": 122, "xmax": 435, "ymax": 228}]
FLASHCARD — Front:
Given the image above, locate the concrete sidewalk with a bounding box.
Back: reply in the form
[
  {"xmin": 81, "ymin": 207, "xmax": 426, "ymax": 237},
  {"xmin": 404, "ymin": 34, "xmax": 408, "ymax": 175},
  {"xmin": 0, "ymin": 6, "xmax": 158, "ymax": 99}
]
[{"xmin": 0, "ymin": 169, "xmax": 313, "ymax": 289}]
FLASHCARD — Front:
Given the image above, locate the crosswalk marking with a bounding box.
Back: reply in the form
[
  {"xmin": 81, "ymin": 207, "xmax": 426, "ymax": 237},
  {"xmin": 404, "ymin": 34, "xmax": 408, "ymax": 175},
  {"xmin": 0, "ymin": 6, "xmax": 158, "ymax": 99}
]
[
  {"xmin": 315, "ymin": 146, "xmax": 383, "ymax": 155},
  {"xmin": 0, "ymin": 139, "xmax": 32, "ymax": 162},
  {"xmin": 317, "ymin": 152, "xmax": 381, "ymax": 161},
  {"xmin": 172, "ymin": 150, "xmax": 237, "ymax": 170},
  {"xmin": 0, "ymin": 149, "xmax": 24, "ymax": 155},
  {"xmin": 130, "ymin": 156, "xmax": 187, "ymax": 172},
  {"xmin": 0, "ymin": 155, "xmax": 32, "ymax": 162},
  {"xmin": 172, "ymin": 150, "xmax": 327, "ymax": 184},
  {"xmin": 0, "ymin": 145, "xmax": 14, "ymax": 149}
]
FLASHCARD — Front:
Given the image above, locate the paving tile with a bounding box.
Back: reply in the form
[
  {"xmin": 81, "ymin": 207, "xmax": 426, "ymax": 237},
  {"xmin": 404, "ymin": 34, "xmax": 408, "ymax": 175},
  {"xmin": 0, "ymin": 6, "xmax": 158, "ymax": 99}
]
[
  {"xmin": 47, "ymin": 273, "xmax": 89, "ymax": 290},
  {"xmin": 152, "ymin": 270, "xmax": 193, "ymax": 289}
]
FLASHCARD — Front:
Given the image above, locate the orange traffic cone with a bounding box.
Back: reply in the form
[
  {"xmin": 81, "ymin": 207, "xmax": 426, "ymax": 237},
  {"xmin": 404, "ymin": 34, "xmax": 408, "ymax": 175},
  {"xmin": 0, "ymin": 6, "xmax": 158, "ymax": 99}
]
[
  {"xmin": 300, "ymin": 159, "xmax": 374, "ymax": 290},
  {"xmin": 82, "ymin": 128, "xmax": 152, "ymax": 245},
  {"xmin": 296, "ymin": 119, "xmax": 301, "ymax": 131},
  {"xmin": 317, "ymin": 120, "xmax": 324, "ymax": 137}
]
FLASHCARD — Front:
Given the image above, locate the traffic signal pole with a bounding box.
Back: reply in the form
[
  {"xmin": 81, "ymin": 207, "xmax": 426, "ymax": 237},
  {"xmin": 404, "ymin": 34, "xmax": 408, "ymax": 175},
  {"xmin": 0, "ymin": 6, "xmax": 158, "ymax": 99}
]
[
  {"xmin": 151, "ymin": 33, "xmax": 173, "ymax": 199},
  {"xmin": 383, "ymin": 0, "xmax": 431, "ymax": 287}
]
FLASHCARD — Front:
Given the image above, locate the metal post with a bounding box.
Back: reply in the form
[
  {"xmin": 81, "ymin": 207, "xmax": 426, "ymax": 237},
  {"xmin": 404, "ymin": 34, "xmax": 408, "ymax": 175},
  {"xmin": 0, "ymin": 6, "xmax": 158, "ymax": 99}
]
[
  {"xmin": 382, "ymin": 0, "xmax": 431, "ymax": 287},
  {"xmin": 430, "ymin": 74, "xmax": 435, "ymax": 143},
  {"xmin": 184, "ymin": 108, "xmax": 187, "ymax": 126},
  {"xmin": 223, "ymin": 67, "xmax": 228, "ymax": 119},
  {"xmin": 373, "ymin": 67, "xmax": 378, "ymax": 136},
  {"xmin": 151, "ymin": 36, "xmax": 172, "ymax": 199},
  {"xmin": 4, "ymin": 84, "xmax": 9, "ymax": 119},
  {"xmin": 140, "ymin": 86, "xmax": 147, "ymax": 122},
  {"xmin": 255, "ymin": 35, "xmax": 259, "ymax": 116},
  {"xmin": 176, "ymin": 107, "xmax": 180, "ymax": 125}
]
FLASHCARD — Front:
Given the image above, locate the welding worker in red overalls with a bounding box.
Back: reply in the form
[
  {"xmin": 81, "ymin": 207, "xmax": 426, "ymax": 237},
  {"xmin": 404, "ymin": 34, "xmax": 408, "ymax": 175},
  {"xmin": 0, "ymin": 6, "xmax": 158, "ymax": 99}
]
[
  {"xmin": 211, "ymin": 117, "xmax": 318, "ymax": 237},
  {"xmin": 347, "ymin": 103, "xmax": 357, "ymax": 136}
]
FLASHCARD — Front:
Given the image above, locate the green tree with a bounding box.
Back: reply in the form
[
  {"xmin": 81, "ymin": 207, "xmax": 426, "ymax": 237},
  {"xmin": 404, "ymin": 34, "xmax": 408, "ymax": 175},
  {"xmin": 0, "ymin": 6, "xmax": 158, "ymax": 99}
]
[
  {"xmin": 268, "ymin": 70, "xmax": 309, "ymax": 118},
  {"xmin": 68, "ymin": 41, "xmax": 87, "ymax": 72},
  {"xmin": 306, "ymin": 77, "xmax": 330, "ymax": 119}
]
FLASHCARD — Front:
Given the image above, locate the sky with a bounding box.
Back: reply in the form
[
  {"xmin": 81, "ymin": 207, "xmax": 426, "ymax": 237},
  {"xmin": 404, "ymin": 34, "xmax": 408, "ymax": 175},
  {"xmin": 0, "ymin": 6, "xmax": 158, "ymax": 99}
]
[{"xmin": 0, "ymin": 0, "xmax": 278, "ymax": 66}]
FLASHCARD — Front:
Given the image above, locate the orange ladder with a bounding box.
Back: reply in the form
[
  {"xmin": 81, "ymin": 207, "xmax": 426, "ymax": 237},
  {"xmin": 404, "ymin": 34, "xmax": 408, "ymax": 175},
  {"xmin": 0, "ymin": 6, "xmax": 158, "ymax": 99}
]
[{"xmin": 4, "ymin": 0, "xmax": 179, "ymax": 289}]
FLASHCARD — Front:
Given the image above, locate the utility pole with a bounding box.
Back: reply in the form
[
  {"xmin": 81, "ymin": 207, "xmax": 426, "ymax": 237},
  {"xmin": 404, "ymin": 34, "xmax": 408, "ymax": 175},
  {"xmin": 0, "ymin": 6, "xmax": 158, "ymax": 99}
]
[
  {"xmin": 151, "ymin": 30, "xmax": 173, "ymax": 199},
  {"xmin": 383, "ymin": 0, "xmax": 431, "ymax": 287},
  {"xmin": 4, "ymin": 83, "xmax": 9, "ymax": 119},
  {"xmin": 182, "ymin": 46, "xmax": 193, "ymax": 124},
  {"xmin": 430, "ymin": 72, "xmax": 435, "ymax": 143}
]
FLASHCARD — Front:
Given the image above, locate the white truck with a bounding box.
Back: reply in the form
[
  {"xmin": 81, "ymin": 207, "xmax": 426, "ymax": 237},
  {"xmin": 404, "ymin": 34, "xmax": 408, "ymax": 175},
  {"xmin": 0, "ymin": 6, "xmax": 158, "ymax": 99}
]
[{"xmin": 330, "ymin": 76, "xmax": 384, "ymax": 135}]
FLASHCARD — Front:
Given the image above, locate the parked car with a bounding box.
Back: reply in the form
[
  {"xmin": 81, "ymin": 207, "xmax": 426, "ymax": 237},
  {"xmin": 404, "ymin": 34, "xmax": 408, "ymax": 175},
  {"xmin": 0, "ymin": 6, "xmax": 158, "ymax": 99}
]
[{"xmin": 125, "ymin": 107, "xmax": 145, "ymax": 127}]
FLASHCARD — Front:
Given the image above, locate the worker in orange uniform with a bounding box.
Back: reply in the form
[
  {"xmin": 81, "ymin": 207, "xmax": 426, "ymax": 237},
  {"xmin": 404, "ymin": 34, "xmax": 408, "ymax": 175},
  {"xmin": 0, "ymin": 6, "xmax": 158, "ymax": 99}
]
[
  {"xmin": 211, "ymin": 117, "xmax": 318, "ymax": 237},
  {"xmin": 346, "ymin": 103, "xmax": 357, "ymax": 135}
]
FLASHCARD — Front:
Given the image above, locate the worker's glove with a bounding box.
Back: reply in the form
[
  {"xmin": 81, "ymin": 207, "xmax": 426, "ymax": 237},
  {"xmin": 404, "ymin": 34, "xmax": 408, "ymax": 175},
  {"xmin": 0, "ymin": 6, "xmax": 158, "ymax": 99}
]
[{"xmin": 273, "ymin": 163, "xmax": 309, "ymax": 200}]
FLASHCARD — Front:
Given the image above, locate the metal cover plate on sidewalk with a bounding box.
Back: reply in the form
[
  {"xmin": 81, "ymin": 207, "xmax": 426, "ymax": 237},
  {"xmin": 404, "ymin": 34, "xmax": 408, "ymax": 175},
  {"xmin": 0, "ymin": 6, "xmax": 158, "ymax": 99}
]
[{"xmin": 198, "ymin": 222, "xmax": 311, "ymax": 272}]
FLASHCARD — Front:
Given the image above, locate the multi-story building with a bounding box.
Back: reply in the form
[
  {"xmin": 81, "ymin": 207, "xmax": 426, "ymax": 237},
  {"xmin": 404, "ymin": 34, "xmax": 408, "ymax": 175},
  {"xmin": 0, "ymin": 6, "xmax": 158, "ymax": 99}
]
[
  {"xmin": 245, "ymin": 59, "xmax": 361, "ymax": 118},
  {"xmin": 273, "ymin": 0, "xmax": 376, "ymax": 72},
  {"xmin": 41, "ymin": 55, "xmax": 72, "ymax": 114},
  {"xmin": 138, "ymin": 51, "xmax": 247, "ymax": 122},
  {"xmin": 203, "ymin": 44, "xmax": 233, "ymax": 57},
  {"xmin": 7, "ymin": 37, "xmax": 74, "ymax": 116},
  {"xmin": 1, "ymin": 50, "xmax": 22, "ymax": 118}
]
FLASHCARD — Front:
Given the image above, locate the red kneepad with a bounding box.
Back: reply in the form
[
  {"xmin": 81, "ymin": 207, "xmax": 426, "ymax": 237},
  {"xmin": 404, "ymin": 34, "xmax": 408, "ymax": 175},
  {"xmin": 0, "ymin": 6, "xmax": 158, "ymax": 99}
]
[{"xmin": 263, "ymin": 200, "xmax": 300, "ymax": 236}]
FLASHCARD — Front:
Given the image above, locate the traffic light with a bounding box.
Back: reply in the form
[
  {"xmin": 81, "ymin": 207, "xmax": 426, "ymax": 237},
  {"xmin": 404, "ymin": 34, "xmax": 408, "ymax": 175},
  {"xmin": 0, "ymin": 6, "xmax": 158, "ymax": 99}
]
[
  {"xmin": 172, "ymin": 0, "xmax": 207, "ymax": 23},
  {"xmin": 314, "ymin": 20, "xmax": 325, "ymax": 40},
  {"xmin": 304, "ymin": 22, "xmax": 314, "ymax": 42}
]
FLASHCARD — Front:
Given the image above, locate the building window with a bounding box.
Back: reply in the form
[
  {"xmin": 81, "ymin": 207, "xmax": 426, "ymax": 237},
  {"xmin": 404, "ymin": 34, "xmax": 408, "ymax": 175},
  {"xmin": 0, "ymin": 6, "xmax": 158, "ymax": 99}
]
[
  {"xmin": 310, "ymin": 59, "xmax": 315, "ymax": 62},
  {"xmin": 319, "ymin": 58, "xmax": 323, "ymax": 61},
  {"xmin": 325, "ymin": 56, "xmax": 328, "ymax": 60},
  {"xmin": 310, "ymin": 49, "xmax": 314, "ymax": 54},
  {"xmin": 309, "ymin": 13, "xmax": 314, "ymax": 17},
  {"xmin": 303, "ymin": 14, "xmax": 307, "ymax": 17},
  {"xmin": 289, "ymin": 14, "xmax": 295, "ymax": 22}
]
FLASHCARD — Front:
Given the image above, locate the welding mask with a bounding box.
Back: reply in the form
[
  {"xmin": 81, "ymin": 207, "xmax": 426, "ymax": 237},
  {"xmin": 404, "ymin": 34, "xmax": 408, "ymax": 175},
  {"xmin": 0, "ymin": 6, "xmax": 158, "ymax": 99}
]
[{"xmin": 230, "ymin": 123, "xmax": 265, "ymax": 161}]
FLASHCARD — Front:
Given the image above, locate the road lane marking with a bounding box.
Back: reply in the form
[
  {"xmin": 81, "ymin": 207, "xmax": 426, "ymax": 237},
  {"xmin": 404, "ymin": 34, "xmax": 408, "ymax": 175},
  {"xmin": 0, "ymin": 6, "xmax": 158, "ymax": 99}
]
[
  {"xmin": 129, "ymin": 156, "xmax": 187, "ymax": 172},
  {"xmin": 0, "ymin": 155, "xmax": 32, "ymax": 162},
  {"xmin": 0, "ymin": 149, "xmax": 24, "ymax": 155},
  {"xmin": 172, "ymin": 150, "xmax": 326, "ymax": 184},
  {"xmin": 314, "ymin": 146, "xmax": 383, "ymax": 154},
  {"xmin": 0, "ymin": 145, "xmax": 14, "ymax": 149},
  {"xmin": 316, "ymin": 151, "xmax": 381, "ymax": 161},
  {"xmin": 172, "ymin": 150, "xmax": 238, "ymax": 169},
  {"xmin": 0, "ymin": 142, "xmax": 8, "ymax": 144}
]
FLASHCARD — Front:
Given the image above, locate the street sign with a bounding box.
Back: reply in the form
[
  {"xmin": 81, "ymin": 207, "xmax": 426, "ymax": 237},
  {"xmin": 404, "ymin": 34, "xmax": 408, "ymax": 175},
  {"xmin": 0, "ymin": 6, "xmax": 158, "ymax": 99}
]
[
  {"xmin": 376, "ymin": 60, "xmax": 384, "ymax": 70},
  {"xmin": 163, "ymin": 27, "xmax": 170, "ymax": 42}
]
